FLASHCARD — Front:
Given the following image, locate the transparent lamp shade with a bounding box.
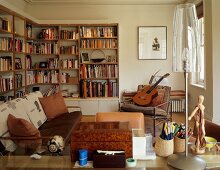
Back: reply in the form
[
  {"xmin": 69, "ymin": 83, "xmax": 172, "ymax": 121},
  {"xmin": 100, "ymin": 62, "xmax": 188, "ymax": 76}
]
[{"xmin": 173, "ymin": 3, "xmax": 200, "ymax": 73}]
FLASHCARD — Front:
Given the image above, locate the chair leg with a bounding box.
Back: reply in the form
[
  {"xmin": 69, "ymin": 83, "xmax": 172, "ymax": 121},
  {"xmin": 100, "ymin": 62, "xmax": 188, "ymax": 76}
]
[{"xmin": 153, "ymin": 118, "xmax": 156, "ymax": 137}]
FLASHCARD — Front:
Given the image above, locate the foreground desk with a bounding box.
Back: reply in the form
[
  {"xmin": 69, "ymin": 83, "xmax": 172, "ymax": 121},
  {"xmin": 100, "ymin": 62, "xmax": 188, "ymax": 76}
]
[
  {"xmin": 71, "ymin": 121, "xmax": 132, "ymax": 161},
  {"xmin": 0, "ymin": 155, "xmax": 220, "ymax": 169}
]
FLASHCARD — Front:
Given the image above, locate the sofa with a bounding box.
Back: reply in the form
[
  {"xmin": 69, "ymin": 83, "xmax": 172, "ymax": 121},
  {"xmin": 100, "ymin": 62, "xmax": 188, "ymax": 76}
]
[
  {"xmin": 0, "ymin": 91, "xmax": 82, "ymax": 155},
  {"xmin": 191, "ymin": 119, "xmax": 220, "ymax": 142}
]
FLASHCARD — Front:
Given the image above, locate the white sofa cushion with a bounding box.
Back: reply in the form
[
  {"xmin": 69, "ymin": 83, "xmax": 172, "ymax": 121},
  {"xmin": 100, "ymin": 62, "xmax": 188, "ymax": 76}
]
[
  {"xmin": 23, "ymin": 91, "xmax": 47, "ymax": 128},
  {"xmin": 6, "ymin": 98, "xmax": 30, "ymax": 120}
]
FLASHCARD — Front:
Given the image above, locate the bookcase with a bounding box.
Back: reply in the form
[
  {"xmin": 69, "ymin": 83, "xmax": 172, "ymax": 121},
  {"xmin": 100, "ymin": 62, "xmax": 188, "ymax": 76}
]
[
  {"xmin": 79, "ymin": 24, "xmax": 118, "ymax": 98},
  {"xmin": 0, "ymin": 8, "xmax": 119, "ymax": 104},
  {"xmin": 0, "ymin": 11, "xmax": 14, "ymax": 102}
]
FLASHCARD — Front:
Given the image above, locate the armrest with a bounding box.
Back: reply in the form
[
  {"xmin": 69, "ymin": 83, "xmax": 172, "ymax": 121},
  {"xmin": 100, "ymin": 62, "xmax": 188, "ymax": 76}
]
[
  {"xmin": 205, "ymin": 120, "xmax": 220, "ymax": 141},
  {"xmin": 0, "ymin": 136, "xmax": 51, "ymax": 140},
  {"xmin": 154, "ymin": 101, "xmax": 170, "ymax": 108}
]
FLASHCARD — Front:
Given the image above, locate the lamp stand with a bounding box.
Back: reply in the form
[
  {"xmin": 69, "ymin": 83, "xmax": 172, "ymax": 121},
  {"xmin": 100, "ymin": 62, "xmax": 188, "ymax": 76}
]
[{"xmin": 167, "ymin": 72, "xmax": 206, "ymax": 170}]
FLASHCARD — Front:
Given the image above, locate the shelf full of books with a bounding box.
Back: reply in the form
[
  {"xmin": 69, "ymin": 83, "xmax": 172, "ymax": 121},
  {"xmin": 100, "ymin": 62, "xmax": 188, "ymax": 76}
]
[
  {"xmin": 80, "ymin": 64, "xmax": 118, "ymax": 79},
  {"xmin": 0, "ymin": 6, "xmax": 119, "ymax": 101},
  {"xmin": 0, "ymin": 75, "xmax": 13, "ymax": 93},
  {"xmin": 0, "ymin": 56, "xmax": 12, "ymax": 71},
  {"xmin": 80, "ymin": 80, "xmax": 118, "ymax": 98}
]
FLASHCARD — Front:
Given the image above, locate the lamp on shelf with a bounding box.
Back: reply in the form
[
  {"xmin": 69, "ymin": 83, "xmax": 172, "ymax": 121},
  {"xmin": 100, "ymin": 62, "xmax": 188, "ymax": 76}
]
[{"xmin": 167, "ymin": 3, "xmax": 206, "ymax": 170}]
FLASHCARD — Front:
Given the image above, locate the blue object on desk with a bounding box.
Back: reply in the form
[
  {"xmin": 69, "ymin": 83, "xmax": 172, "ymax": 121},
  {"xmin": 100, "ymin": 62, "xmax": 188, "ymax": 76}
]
[{"xmin": 79, "ymin": 149, "xmax": 88, "ymax": 166}]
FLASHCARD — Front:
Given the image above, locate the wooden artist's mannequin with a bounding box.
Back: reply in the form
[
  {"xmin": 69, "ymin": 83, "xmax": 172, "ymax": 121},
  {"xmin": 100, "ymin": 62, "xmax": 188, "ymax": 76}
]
[{"xmin": 188, "ymin": 95, "xmax": 206, "ymax": 154}]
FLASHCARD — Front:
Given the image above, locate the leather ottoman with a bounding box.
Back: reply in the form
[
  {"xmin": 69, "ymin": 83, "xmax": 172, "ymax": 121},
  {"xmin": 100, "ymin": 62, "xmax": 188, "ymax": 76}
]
[{"xmin": 70, "ymin": 122, "xmax": 132, "ymax": 161}]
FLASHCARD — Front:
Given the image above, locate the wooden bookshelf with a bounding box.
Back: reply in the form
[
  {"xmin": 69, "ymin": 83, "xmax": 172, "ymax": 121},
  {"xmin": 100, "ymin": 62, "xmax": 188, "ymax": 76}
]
[{"xmin": 0, "ymin": 8, "xmax": 119, "ymax": 102}]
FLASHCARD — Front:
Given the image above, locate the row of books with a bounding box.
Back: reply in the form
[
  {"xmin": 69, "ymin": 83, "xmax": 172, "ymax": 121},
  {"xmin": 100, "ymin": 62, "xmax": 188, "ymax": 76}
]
[
  {"xmin": 38, "ymin": 28, "xmax": 57, "ymax": 40},
  {"xmin": 26, "ymin": 56, "xmax": 59, "ymax": 69},
  {"xmin": 80, "ymin": 64, "xmax": 118, "ymax": 79},
  {"xmin": 47, "ymin": 58, "xmax": 59, "ymax": 69},
  {"xmin": 26, "ymin": 70, "xmax": 59, "ymax": 85},
  {"xmin": 0, "ymin": 37, "xmax": 13, "ymax": 51},
  {"xmin": 60, "ymin": 30, "xmax": 79, "ymax": 40},
  {"xmin": 15, "ymin": 74, "xmax": 23, "ymax": 88},
  {"xmin": 61, "ymin": 59, "xmax": 78, "ymax": 69},
  {"xmin": 80, "ymin": 39, "xmax": 117, "ymax": 49},
  {"xmin": 60, "ymin": 72, "xmax": 70, "ymax": 83},
  {"xmin": 0, "ymin": 75, "xmax": 13, "ymax": 92},
  {"xmin": 60, "ymin": 45, "xmax": 78, "ymax": 54},
  {"xmin": 80, "ymin": 27, "xmax": 117, "ymax": 38},
  {"xmin": 14, "ymin": 39, "xmax": 25, "ymax": 53},
  {"xmin": 0, "ymin": 56, "xmax": 12, "ymax": 71},
  {"xmin": 26, "ymin": 42, "xmax": 58, "ymax": 54},
  {"xmin": 80, "ymin": 80, "xmax": 118, "ymax": 97}
]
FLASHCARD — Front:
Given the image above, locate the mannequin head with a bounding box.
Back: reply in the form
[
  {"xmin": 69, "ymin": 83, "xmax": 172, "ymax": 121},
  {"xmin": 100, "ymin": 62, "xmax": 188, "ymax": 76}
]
[{"xmin": 198, "ymin": 95, "xmax": 204, "ymax": 104}]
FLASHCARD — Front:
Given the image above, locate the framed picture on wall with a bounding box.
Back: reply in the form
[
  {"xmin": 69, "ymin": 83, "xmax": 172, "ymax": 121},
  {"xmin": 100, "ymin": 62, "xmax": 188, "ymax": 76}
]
[
  {"xmin": 81, "ymin": 53, "xmax": 90, "ymax": 63},
  {"xmin": 138, "ymin": 26, "xmax": 167, "ymax": 60},
  {"xmin": 15, "ymin": 58, "xmax": 22, "ymax": 69}
]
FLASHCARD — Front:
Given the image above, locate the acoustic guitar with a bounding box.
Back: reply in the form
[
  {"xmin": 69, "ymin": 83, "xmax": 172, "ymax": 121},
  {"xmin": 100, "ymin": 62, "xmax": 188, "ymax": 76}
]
[{"xmin": 132, "ymin": 73, "xmax": 170, "ymax": 106}]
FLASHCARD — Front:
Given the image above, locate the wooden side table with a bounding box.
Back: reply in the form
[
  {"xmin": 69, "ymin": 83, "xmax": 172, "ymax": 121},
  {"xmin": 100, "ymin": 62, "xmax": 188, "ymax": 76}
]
[{"xmin": 70, "ymin": 122, "xmax": 132, "ymax": 161}]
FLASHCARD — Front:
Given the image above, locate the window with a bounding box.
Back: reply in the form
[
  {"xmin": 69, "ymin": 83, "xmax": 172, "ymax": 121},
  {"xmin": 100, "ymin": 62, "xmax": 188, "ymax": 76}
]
[
  {"xmin": 192, "ymin": 1, "xmax": 205, "ymax": 87},
  {"xmin": 197, "ymin": 17, "xmax": 205, "ymax": 85}
]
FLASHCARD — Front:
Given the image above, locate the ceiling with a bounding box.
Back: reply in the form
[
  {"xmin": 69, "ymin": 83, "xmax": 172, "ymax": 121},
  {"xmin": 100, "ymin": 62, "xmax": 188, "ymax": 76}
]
[{"xmin": 23, "ymin": 0, "xmax": 186, "ymax": 5}]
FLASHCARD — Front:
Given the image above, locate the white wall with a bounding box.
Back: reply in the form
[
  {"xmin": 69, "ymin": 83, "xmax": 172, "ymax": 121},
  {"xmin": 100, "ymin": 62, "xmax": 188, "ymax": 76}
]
[{"xmin": 0, "ymin": 0, "xmax": 38, "ymax": 22}]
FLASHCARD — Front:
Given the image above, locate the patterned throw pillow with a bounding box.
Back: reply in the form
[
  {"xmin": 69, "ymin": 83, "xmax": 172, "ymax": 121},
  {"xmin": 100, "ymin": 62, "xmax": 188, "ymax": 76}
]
[{"xmin": 23, "ymin": 91, "xmax": 47, "ymax": 128}]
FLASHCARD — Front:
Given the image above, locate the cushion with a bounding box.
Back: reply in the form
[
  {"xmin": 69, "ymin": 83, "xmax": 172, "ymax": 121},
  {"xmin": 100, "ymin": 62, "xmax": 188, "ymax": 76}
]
[
  {"xmin": 5, "ymin": 98, "xmax": 30, "ymax": 121},
  {"xmin": 7, "ymin": 114, "xmax": 39, "ymax": 136},
  {"xmin": 23, "ymin": 91, "xmax": 47, "ymax": 128},
  {"xmin": 0, "ymin": 104, "xmax": 17, "ymax": 152},
  {"xmin": 0, "ymin": 98, "xmax": 31, "ymax": 152},
  {"xmin": 7, "ymin": 114, "xmax": 42, "ymax": 149},
  {"xmin": 151, "ymin": 89, "xmax": 165, "ymax": 107},
  {"xmin": 39, "ymin": 92, "xmax": 68, "ymax": 121},
  {"xmin": 120, "ymin": 103, "xmax": 167, "ymax": 116}
]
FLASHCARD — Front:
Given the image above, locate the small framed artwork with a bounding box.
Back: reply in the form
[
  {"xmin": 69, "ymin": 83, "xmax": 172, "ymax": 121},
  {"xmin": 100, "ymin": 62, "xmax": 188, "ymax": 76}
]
[
  {"xmin": 39, "ymin": 62, "xmax": 48, "ymax": 68},
  {"xmin": 138, "ymin": 26, "xmax": 167, "ymax": 60},
  {"xmin": 15, "ymin": 58, "xmax": 22, "ymax": 69},
  {"xmin": 106, "ymin": 55, "xmax": 117, "ymax": 62},
  {"xmin": 81, "ymin": 53, "xmax": 90, "ymax": 63}
]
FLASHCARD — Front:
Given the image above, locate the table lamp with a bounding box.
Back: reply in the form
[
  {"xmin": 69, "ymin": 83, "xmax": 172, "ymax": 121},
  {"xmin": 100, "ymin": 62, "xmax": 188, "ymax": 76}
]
[{"xmin": 167, "ymin": 3, "xmax": 206, "ymax": 169}]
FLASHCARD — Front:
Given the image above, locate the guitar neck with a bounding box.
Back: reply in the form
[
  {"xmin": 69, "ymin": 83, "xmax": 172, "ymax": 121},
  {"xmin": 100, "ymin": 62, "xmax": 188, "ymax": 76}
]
[{"xmin": 149, "ymin": 75, "xmax": 167, "ymax": 92}]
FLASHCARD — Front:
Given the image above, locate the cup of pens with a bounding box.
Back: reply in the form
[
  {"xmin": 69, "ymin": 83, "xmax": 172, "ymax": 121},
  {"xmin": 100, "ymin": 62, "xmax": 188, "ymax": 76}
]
[
  {"xmin": 173, "ymin": 123, "xmax": 193, "ymax": 153},
  {"xmin": 154, "ymin": 121, "xmax": 174, "ymax": 157}
]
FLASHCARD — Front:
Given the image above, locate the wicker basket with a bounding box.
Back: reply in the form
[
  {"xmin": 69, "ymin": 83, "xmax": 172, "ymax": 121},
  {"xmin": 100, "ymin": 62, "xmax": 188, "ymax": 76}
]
[
  {"xmin": 174, "ymin": 136, "xmax": 185, "ymax": 153},
  {"xmin": 154, "ymin": 137, "xmax": 174, "ymax": 157}
]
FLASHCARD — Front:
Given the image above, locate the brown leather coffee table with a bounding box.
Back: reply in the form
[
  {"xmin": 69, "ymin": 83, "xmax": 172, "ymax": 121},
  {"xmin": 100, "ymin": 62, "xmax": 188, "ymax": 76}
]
[{"xmin": 70, "ymin": 121, "xmax": 132, "ymax": 161}]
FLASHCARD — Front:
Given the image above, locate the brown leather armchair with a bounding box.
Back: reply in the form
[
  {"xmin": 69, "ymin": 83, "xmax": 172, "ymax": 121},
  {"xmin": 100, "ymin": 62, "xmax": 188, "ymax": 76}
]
[
  {"xmin": 120, "ymin": 85, "xmax": 172, "ymax": 136},
  {"xmin": 95, "ymin": 112, "xmax": 145, "ymax": 131}
]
